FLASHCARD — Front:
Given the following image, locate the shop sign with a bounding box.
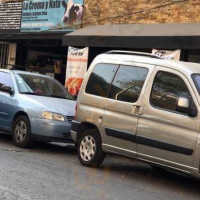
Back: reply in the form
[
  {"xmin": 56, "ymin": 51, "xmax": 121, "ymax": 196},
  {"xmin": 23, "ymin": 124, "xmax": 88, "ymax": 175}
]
[
  {"xmin": 152, "ymin": 49, "xmax": 181, "ymax": 61},
  {"xmin": 0, "ymin": 1, "xmax": 22, "ymax": 31},
  {"xmin": 65, "ymin": 46, "xmax": 89, "ymax": 96},
  {"xmin": 21, "ymin": 0, "xmax": 84, "ymax": 32}
]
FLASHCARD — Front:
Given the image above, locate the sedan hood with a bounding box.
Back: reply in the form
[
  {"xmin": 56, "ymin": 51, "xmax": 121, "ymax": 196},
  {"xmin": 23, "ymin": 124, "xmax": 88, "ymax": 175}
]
[{"xmin": 19, "ymin": 94, "xmax": 76, "ymax": 116}]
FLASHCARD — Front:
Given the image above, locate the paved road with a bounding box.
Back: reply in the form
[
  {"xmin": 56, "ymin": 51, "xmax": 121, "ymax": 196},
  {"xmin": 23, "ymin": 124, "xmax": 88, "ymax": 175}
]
[{"xmin": 0, "ymin": 134, "xmax": 199, "ymax": 200}]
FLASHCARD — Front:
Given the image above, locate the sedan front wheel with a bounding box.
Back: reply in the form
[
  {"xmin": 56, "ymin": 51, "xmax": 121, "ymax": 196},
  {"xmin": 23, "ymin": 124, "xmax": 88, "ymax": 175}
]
[{"xmin": 12, "ymin": 115, "xmax": 33, "ymax": 148}]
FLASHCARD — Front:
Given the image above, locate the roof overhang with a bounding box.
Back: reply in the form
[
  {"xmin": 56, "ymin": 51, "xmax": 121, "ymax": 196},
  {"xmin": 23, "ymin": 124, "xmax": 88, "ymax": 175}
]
[
  {"xmin": 0, "ymin": 31, "xmax": 72, "ymax": 41},
  {"xmin": 62, "ymin": 23, "xmax": 200, "ymax": 49}
]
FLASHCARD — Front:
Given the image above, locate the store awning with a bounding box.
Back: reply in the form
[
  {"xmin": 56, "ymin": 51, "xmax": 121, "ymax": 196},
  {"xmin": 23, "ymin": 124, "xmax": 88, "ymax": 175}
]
[
  {"xmin": 0, "ymin": 31, "xmax": 72, "ymax": 41},
  {"xmin": 62, "ymin": 23, "xmax": 200, "ymax": 49}
]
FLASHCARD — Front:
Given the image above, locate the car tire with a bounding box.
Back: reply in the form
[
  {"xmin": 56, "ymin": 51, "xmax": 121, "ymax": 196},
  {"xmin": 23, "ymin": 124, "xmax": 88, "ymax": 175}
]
[
  {"xmin": 77, "ymin": 128, "xmax": 105, "ymax": 167},
  {"xmin": 12, "ymin": 115, "xmax": 33, "ymax": 148}
]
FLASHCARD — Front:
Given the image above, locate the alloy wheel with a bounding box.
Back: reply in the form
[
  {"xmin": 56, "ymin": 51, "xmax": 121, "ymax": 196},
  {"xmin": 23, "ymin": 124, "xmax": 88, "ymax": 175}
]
[
  {"xmin": 80, "ymin": 135, "xmax": 96, "ymax": 161},
  {"xmin": 14, "ymin": 121, "xmax": 27, "ymax": 143}
]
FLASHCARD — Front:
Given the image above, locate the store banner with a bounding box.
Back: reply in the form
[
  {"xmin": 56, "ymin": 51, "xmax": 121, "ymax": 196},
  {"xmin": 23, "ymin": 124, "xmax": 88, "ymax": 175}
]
[
  {"xmin": 0, "ymin": 1, "xmax": 22, "ymax": 31},
  {"xmin": 21, "ymin": 0, "xmax": 83, "ymax": 32},
  {"xmin": 65, "ymin": 46, "xmax": 89, "ymax": 96},
  {"xmin": 152, "ymin": 49, "xmax": 181, "ymax": 61}
]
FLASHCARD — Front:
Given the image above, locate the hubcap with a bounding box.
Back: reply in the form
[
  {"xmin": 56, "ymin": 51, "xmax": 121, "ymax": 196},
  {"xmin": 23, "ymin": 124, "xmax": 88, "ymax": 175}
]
[
  {"xmin": 80, "ymin": 135, "xmax": 96, "ymax": 162},
  {"xmin": 14, "ymin": 121, "xmax": 27, "ymax": 143}
]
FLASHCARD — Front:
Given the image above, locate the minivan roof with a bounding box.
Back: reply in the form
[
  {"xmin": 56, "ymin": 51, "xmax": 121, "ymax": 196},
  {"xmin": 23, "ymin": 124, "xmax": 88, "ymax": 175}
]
[{"xmin": 96, "ymin": 51, "xmax": 200, "ymax": 75}]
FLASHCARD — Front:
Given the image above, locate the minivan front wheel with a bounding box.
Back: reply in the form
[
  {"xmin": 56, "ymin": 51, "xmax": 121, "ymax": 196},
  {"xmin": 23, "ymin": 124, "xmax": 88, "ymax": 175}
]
[
  {"xmin": 78, "ymin": 129, "xmax": 105, "ymax": 167},
  {"xmin": 12, "ymin": 115, "xmax": 32, "ymax": 148}
]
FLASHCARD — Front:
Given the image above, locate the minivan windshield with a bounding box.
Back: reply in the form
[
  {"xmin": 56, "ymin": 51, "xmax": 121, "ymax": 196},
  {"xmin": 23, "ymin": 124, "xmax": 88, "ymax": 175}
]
[
  {"xmin": 192, "ymin": 74, "xmax": 200, "ymax": 95},
  {"xmin": 15, "ymin": 73, "xmax": 73, "ymax": 100}
]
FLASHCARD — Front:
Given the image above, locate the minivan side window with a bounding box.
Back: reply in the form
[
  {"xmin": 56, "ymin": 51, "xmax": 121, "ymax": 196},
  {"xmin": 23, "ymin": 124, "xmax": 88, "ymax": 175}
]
[
  {"xmin": 150, "ymin": 71, "xmax": 192, "ymax": 114},
  {"xmin": 85, "ymin": 64, "xmax": 118, "ymax": 97},
  {"xmin": 0, "ymin": 72, "xmax": 13, "ymax": 89},
  {"xmin": 109, "ymin": 65, "xmax": 149, "ymax": 103}
]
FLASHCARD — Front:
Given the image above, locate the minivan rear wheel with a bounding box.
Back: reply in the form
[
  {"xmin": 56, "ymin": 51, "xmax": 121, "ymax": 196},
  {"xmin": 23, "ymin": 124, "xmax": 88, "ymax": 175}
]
[
  {"xmin": 12, "ymin": 115, "xmax": 33, "ymax": 148},
  {"xmin": 77, "ymin": 129, "xmax": 105, "ymax": 167}
]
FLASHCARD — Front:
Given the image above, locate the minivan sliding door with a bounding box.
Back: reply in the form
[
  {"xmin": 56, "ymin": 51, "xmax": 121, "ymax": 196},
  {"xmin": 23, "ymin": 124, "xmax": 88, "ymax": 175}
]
[{"xmin": 102, "ymin": 63, "xmax": 155, "ymax": 157}]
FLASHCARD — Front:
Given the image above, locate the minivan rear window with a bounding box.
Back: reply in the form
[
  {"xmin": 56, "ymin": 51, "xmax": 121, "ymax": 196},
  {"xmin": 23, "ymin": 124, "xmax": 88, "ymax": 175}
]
[{"xmin": 85, "ymin": 64, "xmax": 119, "ymax": 97}]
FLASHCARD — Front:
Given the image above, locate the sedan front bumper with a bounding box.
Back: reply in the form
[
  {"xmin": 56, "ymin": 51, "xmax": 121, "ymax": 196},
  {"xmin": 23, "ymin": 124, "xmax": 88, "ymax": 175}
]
[{"xmin": 30, "ymin": 117, "xmax": 72, "ymax": 143}]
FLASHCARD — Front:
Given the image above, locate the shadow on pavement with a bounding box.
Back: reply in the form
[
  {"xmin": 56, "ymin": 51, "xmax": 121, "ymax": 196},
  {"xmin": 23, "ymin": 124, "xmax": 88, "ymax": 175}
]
[
  {"xmin": 0, "ymin": 133, "xmax": 199, "ymax": 197},
  {"xmin": 0, "ymin": 133, "xmax": 76, "ymax": 155}
]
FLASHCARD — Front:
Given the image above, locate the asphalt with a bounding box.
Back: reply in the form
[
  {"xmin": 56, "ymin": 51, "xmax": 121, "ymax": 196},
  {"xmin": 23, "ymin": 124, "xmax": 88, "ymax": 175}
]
[{"xmin": 0, "ymin": 134, "xmax": 199, "ymax": 200}]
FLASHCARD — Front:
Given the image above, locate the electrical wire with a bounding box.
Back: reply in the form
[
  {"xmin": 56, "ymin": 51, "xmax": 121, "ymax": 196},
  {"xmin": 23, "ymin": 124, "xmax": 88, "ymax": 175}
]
[{"xmin": 79, "ymin": 0, "xmax": 189, "ymax": 28}]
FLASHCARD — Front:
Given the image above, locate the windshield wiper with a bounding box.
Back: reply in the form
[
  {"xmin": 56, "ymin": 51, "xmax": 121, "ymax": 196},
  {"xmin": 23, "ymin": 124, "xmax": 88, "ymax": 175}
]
[
  {"xmin": 20, "ymin": 92, "xmax": 42, "ymax": 96},
  {"xmin": 49, "ymin": 95, "xmax": 67, "ymax": 99}
]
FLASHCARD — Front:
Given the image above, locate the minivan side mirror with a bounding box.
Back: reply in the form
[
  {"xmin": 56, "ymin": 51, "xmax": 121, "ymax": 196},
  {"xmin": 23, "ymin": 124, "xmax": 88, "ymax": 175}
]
[
  {"xmin": 177, "ymin": 97, "xmax": 189, "ymax": 109},
  {"xmin": 0, "ymin": 85, "xmax": 14, "ymax": 95},
  {"xmin": 176, "ymin": 97, "xmax": 197, "ymax": 117}
]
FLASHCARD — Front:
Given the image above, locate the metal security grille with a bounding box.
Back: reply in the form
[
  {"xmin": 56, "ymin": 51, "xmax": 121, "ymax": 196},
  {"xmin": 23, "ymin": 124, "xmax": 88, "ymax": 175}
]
[{"xmin": 0, "ymin": 43, "xmax": 9, "ymax": 69}]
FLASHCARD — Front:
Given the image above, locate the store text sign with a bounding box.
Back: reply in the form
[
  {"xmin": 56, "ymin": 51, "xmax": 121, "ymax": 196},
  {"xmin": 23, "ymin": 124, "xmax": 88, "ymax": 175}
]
[
  {"xmin": 65, "ymin": 47, "xmax": 89, "ymax": 96},
  {"xmin": 152, "ymin": 49, "xmax": 181, "ymax": 61},
  {"xmin": 21, "ymin": 0, "xmax": 83, "ymax": 32}
]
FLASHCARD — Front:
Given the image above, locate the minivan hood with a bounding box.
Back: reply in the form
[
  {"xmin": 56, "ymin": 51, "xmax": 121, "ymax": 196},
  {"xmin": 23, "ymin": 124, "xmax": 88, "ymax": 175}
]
[{"xmin": 19, "ymin": 94, "xmax": 76, "ymax": 116}]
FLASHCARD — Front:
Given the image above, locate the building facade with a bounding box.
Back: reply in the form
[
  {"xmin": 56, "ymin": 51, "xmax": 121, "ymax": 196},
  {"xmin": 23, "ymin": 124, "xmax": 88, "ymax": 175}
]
[{"xmin": 1, "ymin": 0, "xmax": 200, "ymax": 83}]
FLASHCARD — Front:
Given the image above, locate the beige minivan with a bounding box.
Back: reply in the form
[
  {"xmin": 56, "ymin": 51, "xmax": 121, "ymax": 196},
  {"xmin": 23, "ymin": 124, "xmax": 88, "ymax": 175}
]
[{"xmin": 71, "ymin": 51, "xmax": 200, "ymax": 179}]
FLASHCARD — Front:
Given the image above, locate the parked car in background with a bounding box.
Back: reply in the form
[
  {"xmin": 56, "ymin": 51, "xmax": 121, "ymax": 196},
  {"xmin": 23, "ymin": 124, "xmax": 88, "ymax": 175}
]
[
  {"xmin": 71, "ymin": 50, "xmax": 200, "ymax": 179},
  {"xmin": 0, "ymin": 70, "xmax": 76, "ymax": 147}
]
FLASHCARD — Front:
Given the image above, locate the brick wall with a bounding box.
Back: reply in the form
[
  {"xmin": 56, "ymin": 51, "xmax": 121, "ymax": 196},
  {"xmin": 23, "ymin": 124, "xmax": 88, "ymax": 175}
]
[
  {"xmin": 3, "ymin": 0, "xmax": 199, "ymax": 26},
  {"xmin": 83, "ymin": 0, "xmax": 200, "ymax": 26}
]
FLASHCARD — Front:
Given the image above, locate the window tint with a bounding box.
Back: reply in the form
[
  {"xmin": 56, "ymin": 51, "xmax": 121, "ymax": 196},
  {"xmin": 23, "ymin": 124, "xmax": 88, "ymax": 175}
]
[
  {"xmin": 86, "ymin": 64, "xmax": 118, "ymax": 97},
  {"xmin": 151, "ymin": 71, "xmax": 192, "ymax": 113},
  {"xmin": 109, "ymin": 65, "xmax": 149, "ymax": 103},
  {"xmin": 0, "ymin": 72, "xmax": 13, "ymax": 89}
]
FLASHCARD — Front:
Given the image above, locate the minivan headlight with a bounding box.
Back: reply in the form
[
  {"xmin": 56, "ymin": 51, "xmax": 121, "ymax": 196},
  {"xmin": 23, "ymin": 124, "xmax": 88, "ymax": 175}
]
[{"xmin": 42, "ymin": 112, "xmax": 65, "ymax": 122}]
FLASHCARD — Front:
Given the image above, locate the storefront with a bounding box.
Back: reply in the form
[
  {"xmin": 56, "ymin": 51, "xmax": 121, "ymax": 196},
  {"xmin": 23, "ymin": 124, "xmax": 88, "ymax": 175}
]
[
  {"xmin": 0, "ymin": 32, "xmax": 70, "ymax": 84},
  {"xmin": 62, "ymin": 23, "xmax": 200, "ymax": 65},
  {"xmin": 0, "ymin": 0, "xmax": 84, "ymax": 85}
]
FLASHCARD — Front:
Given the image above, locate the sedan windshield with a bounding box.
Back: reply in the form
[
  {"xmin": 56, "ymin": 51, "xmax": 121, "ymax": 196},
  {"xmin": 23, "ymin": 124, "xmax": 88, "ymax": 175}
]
[
  {"xmin": 15, "ymin": 73, "xmax": 73, "ymax": 100},
  {"xmin": 192, "ymin": 74, "xmax": 200, "ymax": 95}
]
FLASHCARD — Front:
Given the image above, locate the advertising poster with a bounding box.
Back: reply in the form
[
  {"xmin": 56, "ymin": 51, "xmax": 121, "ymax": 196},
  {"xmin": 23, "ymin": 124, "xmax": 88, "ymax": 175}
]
[
  {"xmin": 65, "ymin": 46, "xmax": 89, "ymax": 96},
  {"xmin": 152, "ymin": 49, "xmax": 181, "ymax": 61},
  {"xmin": 21, "ymin": 0, "xmax": 83, "ymax": 32}
]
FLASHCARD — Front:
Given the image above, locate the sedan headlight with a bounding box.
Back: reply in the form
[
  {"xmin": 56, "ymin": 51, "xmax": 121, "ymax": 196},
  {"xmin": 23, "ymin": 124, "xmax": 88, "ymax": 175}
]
[{"xmin": 42, "ymin": 112, "xmax": 65, "ymax": 122}]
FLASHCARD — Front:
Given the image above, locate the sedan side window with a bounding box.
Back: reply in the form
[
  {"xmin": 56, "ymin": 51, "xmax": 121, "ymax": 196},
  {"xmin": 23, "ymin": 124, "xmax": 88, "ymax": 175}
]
[
  {"xmin": 0, "ymin": 72, "xmax": 13, "ymax": 89},
  {"xmin": 150, "ymin": 71, "xmax": 193, "ymax": 114},
  {"xmin": 109, "ymin": 65, "xmax": 149, "ymax": 103}
]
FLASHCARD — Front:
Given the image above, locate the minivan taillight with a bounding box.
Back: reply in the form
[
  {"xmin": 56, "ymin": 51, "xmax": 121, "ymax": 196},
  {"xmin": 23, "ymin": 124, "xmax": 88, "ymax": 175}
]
[{"xmin": 74, "ymin": 103, "xmax": 78, "ymax": 120}]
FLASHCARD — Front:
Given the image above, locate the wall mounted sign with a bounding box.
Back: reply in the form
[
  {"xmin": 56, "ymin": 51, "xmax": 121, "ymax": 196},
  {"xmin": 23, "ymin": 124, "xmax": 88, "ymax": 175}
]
[
  {"xmin": 0, "ymin": 1, "xmax": 22, "ymax": 30},
  {"xmin": 21, "ymin": 0, "xmax": 84, "ymax": 32},
  {"xmin": 152, "ymin": 49, "xmax": 181, "ymax": 61}
]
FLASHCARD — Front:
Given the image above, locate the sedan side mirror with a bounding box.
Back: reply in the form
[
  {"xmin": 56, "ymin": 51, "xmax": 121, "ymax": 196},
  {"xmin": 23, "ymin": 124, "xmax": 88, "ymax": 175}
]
[{"xmin": 0, "ymin": 85, "xmax": 14, "ymax": 95}]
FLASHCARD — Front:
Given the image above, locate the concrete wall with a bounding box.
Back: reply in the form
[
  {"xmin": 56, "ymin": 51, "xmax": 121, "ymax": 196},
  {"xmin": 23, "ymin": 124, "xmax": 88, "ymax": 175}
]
[{"xmin": 83, "ymin": 0, "xmax": 200, "ymax": 26}]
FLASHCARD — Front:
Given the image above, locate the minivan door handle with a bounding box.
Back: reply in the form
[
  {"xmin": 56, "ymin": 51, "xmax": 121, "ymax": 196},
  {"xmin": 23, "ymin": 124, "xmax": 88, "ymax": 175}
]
[
  {"xmin": 98, "ymin": 115, "xmax": 104, "ymax": 124},
  {"xmin": 132, "ymin": 105, "xmax": 143, "ymax": 115}
]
